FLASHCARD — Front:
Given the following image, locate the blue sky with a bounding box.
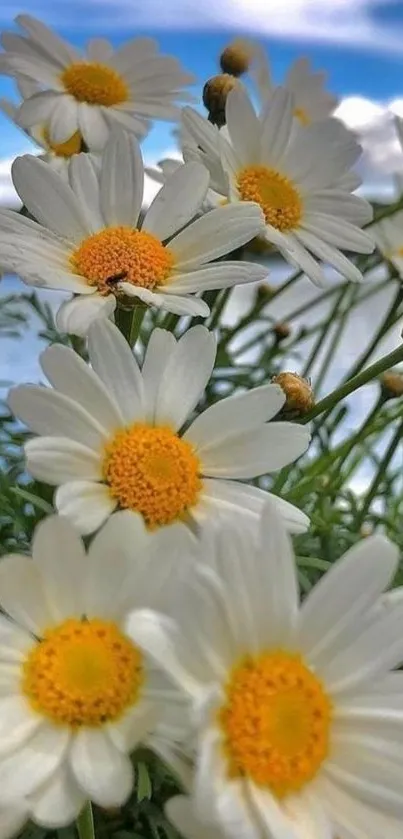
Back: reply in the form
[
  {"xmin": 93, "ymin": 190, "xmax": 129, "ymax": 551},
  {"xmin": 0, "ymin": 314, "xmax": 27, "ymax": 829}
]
[{"xmin": 1, "ymin": 0, "xmax": 403, "ymax": 167}]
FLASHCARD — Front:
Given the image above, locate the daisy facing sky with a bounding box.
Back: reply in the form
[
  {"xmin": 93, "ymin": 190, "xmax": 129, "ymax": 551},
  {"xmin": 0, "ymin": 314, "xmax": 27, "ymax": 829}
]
[
  {"xmin": 0, "ymin": 512, "xmax": 193, "ymax": 827},
  {"xmin": 0, "ymin": 128, "xmax": 267, "ymax": 335},
  {"xmin": 128, "ymin": 500, "xmax": 403, "ymax": 839},
  {"xmin": 8, "ymin": 320, "xmax": 311, "ymax": 538},
  {"xmin": 182, "ymin": 86, "xmax": 375, "ymax": 285},
  {"xmin": 0, "ymin": 15, "xmax": 194, "ymax": 152}
]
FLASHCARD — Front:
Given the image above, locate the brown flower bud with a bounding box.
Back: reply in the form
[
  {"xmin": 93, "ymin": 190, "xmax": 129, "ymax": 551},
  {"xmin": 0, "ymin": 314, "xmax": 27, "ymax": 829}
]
[
  {"xmin": 273, "ymin": 322, "xmax": 291, "ymax": 342},
  {"xmin": 202, "ymin": 74, "xmax": 241, "ymax": 127},
  {"xmin": 272, "ymin": 371, "xmax": 315, "ymax": 415},
  {"xmin": 360, "ymin": 523, "xmax": 373, "ymax": 538},
  {"xmin": 256, "ymin": 283, "xmax": 274, "ymax": 302},
  {"xmin": 380, "ymin": 370, "xmax": 403, "ymax": 399},
  {"xmin": 219, "ymin": 40, "xmax": 253, "ymax": 77}
]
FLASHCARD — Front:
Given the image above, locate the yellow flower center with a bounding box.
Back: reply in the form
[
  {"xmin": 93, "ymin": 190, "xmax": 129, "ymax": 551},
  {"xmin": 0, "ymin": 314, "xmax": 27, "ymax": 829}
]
[
  {"xmin": 22, "ymin": 618, "xmax": 143, "ymax": 728},
  {"xmin": 219, "ymin": 650, "xmax": 332, "ymax": 798},
  {"xmin": 42, "ymin": 126, "xmax": 83, "ymax": 158},
  {"xmin": 294, "ymin": 107, "xmax": 310, "ymax": 126},
  {"xmin": 60, "ymin": 62, "xmax": 129, "ymax": 107},
  {"xmin": 103, "ymin": 423, "xmax": 202, "ymax": 529},
  {"xmin": 236, "ymin": 165, "xmax": 302, "ymax": 232},
  {"xmin": 71, "ymin": 227, "xmax": 175, "ymax": 294}
]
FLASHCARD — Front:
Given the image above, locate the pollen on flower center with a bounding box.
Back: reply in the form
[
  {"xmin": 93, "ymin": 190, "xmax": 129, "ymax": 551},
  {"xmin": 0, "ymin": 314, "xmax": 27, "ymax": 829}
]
[
  {"xmin": 22, "ymin": 618, "xmax": 143, "ymax": 728},
  {"xmin": 103, "ymin": 423, "xmax": 202, "ymax": 529},
  {"xmin": 60, "ymin": 62, "xmax": 129, "ymax": 107},
  {"xmin": 236, "ymin": 165, "xmax": 302, "ymax": 232},
  {"xmin": 42, "ymin": 126, "xmax": 83, "ymax": 158},
  {"xmin": 219, "ymin": 650, "xmax": 332, "ymax": 798},
  {"xmin": 71, "ymin": 227, "xmax": 175, "ymax": 294}
]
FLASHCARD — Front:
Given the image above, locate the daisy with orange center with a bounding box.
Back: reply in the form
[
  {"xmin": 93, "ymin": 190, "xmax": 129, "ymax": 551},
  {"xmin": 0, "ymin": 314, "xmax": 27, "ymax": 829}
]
[
  {"xmin": 8, "ymin": 319, "xmax": 311, "ymax": 538},
  {"xmin": 181, "ymin": 87, "xmax": 375, "ymax": 285},
  {"xmin": 0, "ymin": 513, "xmax": 191, "ymax": 829},
  {"xmin": 0, "ymin": 14, "xmax": 195, "ymax": 151},
  {"xmin": 127, "ymin": 500, "xmax": 403, "ymax": 839},
  {"xmin": 0, "ymin": 129, "xmax": 267, "ymax": 336}
]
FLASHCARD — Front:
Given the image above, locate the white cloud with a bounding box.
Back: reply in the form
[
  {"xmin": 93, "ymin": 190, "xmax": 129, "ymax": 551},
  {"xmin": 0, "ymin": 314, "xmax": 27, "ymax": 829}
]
[{"xmin": 11, "ymin": 0, "xmax": 403, "ymax": 56}]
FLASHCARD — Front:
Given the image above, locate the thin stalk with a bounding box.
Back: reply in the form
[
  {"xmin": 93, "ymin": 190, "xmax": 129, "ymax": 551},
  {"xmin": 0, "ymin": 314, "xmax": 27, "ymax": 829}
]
[
  {"xmin": 301, "ymin": 285, "xmax": 349, "ymax": 380},
  {"xmin": 357, "ymin": 416, "xmax": 403, "ymax": 525},
  {"xmin": 114, "ymin": 306, "xmax": 133, "ymax": 343},
  {"xmin": 129, "ymin": 306, "xmax": 146, "ymax": 346},
  {"xmin": 314, "ymin": 286, "xmax": 357, "ymax": 393},
  {"xmin": 77, "ymin": 802, "xmax": 94, "ymax": 839},
  {"xmin": 208, "ymin": 288, "xmax": 232, "ymax": 330},
  {"xmin": 301, "ymin": 343, "xmax": 403, "ymax": 424}
]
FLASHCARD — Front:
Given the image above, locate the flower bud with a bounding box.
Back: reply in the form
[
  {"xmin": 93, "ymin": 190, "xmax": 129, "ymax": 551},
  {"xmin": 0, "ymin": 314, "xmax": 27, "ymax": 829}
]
[
  {"xmin": 380, "ymin": 370, "xmax": 403, "ymax": 399},
  {"xmin": 203, "ymin": 74, "xmax": 241, "ymax": 127},
  {"xmin": 273, "ymin": 322, "xmax": 291, "ymax": 342},
  {"xmin": 272, "ymin": 371, "xmax": 315, "ymax": 415},
  {"xmin": 219, "ymin": 40, "xmax": 253, "ymax": 77}
]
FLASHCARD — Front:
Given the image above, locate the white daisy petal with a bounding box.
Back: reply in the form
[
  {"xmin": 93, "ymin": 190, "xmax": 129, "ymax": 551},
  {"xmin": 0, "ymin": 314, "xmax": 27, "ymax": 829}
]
[
  {"xmin": 257, "ymin": 498, "xmax": 300, "ymax": 647},
  {"xmin": 83, "ymin": 510, "xmax": 149, "ymax": 618},
  {"xmin": 324, "ymin": 751, "xmax": 403, "ymax": 820},
  {"xmin": 185, "ymin": 384, "xmax": 285, "ymax": 450},
  {"xmin": 317, "ymin": 775, "xmax": 403, "ymax": 839},
  {"xmin": 86, "ymin": 37, "xmax": 113, "ymax": 62},
  {"xmin": 25, "ymin": 437, "xmax": 102, "ymax": 484},
  {"xmin": 17, "ymin": 14, "xmax": 81, "ymax": 65},
  {"xmin": 0, "ymin": 696, "xmax": 42, "ymax": 757},
  {"xmin": 166, "ymin": 261, "xmax": 268, "ymax": 294},
  {"xmin": 284, "ymin": 790, "xmax": 332, "ymax": 839},
  {"xmin": 87, "ymin": 319, "xmax": 145, "ymax": 425},
  {"xmin": 153, "ymin": 326, "xmax": 216, "ymax": 430},
  {"xmin": 0, "ymin": 723, "xmax": 70, "ymax": 798},
  {"xmin": 143, "ymin": 161, "xmax": 209, "ymax": 241},
  {"xmin": 56, "ymin": 294, "xmax": 117, "ymax": 338},
  {"xmin": 17, "ymin": 91, "xmax": 62, "ymax": 129},
  {"xmin": 295, "ymin": 228, "xmax": 364, "ymax": 283},
  {"xmin": 68, "ymin": 153, "xmax": 105, "ymax": 232},
  {"xmin": 77, "ymin": 102, "xmax": 109, "ymax": 152},
  {"xmin": 225, "ymin": 87, "xmax": 261, "ymax": 164},
  {"xmin": 266, "ymin": 493, "xmax": 310, "ymax": 534},
  {"xmin": 247, "ymin": 783, "xmax": 298, "ymax": 839},
  {"xmin": 147, "ymin": 292, "xmax": 210, "ymax": 317},
  {"xmin": 40, "ymin": 342, "xmax": 123, "ymax": 428},
  {"xmin": 169, "ymin": 203, "xmax": 264, "ymax": 270},
  {"xmin": 8, "ymin": 386, "xmax": 108, "ymax": 449},
  {"xmin": 298, "ymin": 535, "xmax": 399, "ymax": 669},
  {"xmin": 259, "ymin": 86, "xmax": 294, "ymax": 168},
  {"xmin": 32, "ymin": 515, "xmax": 86, "ymax": 621},
  {"xmin": 70, "ymin": 728, "xmax": 134, "ymax": 807},
  {"xmin": 48, "ymin": 94, "xmax": 78, "ymax": 143},
  {"xmin": 0, "ymin": 554, "xmax": 55, "ymax": 635},
  {"xmin": 0, "ymin": 618, "xmax": 34, "ymax": 662},
  {"xmin": 165, "ymin": 795, "xmax": 223, "ymax": 839},
  {"xmin": 30, "ymin": 763, "xmax": 85, "ymax": 829},
  {"xmin": 142, "ymin": 328, "xmax": 177, "ymax": 422},
  {"xmin": 321, "ymin": 601, "xmax": 403, "ymax": 694},
  {"xmin": 100, "ymin": 129, "xmax": 144, "ymax": 227},
  {"xmin": 0, "ymin": 802, "xmax": 29, "ymax": 839},
  {"xmin": 11, "ymin": 155, "xmax": 89, "ymax": 242},
  {"xmin": 200, "ymin": 423, "xmax": 310, "ymax": 478},
  {"xmin": 55, "ymin": 481, "xmax": 117, "ymax": 536},
  {"xmin": 107, "ymin": 701, "xmax": 158, "ymax": 753}
]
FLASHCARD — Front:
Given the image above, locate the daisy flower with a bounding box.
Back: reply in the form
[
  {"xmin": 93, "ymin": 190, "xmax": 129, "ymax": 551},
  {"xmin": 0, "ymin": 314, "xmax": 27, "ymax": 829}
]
[
  {"xmin": 244, "ymin": 40, "xmax": 338, "ymax": 125},
  {"xmin": 127, "ymin": 499, "xmax": 403, "ymax": 839},
  {"xmin": 0, "ymin": 15, "xmax": 193, "ymax": 151},
  {"xmin": 182, "ymin": 87, "xmax": 375, "ymax": 285},
  {"xmin": 0, "ymin": 512, "xmax": 192, "ymax": 826},
  {"xmin": 372, "ymin": 209, "xmax": 403, "ymax": 277},
  {"xmin": 0, "ymin": 74, "xmax": 140, "ymax": 174},
  {"xmin": 0, "ymin": 129, "xmax": 266, "ymax": 336},
  {"xmin": 8, "ymin": 319, "xmax": 311, "ymax": 538}
]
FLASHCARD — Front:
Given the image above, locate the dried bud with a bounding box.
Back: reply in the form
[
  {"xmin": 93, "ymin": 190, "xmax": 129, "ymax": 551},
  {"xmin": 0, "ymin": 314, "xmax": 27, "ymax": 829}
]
[
  {"xmin": 220, "ymin": 40, "xmax": 253, "ymax": 77},
  {"xmin": 256, "ymin": 283, "xmax": 274, "ymax": 302},
  {"xmin": 203, "ymin": 74, "xmax": 241, "ymax": 127},
  {"xmin": 273, "ymin": 322, "xmax": 291, "ymax": 342},
  {"xmin": 380, "ymin": 370, "xmax": 403, "ymax": 399},
  {"xmin": 272, "ymin": 371, "xmax": 315, "ymax": 415}
]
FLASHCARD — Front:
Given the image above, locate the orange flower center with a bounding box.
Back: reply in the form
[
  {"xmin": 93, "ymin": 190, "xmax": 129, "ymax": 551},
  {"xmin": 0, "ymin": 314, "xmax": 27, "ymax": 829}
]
[
  {"xmin": 71, "ymin": 227, "xmax": 175, "ymax": 294},
  {"xmin": 236, "ymin": 165, "xmax": 302, "ymax": 232},
  {"xmin": 22, "ymin": 618, "xmax": 143, "ymax": 728},
  {"xmin": 60, "ymin": 62, "xmax": 129, "ymax": 107},
  {"xmin": 42, "ymin": 126, "xmax": 83, "ymax": 157},
  {"xmin": 219, "ymin": 650, "xmax": 332, "ymax": 798},
  {"xmin": 103, "ymin": 423, "xmax": 202, "ymax": 529}
]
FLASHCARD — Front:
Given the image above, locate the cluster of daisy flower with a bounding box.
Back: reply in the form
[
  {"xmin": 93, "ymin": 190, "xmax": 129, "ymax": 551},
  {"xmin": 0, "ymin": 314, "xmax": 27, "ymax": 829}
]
[{"xmin": 0, "ymin": 15, "xmax": 403, "ymax": 839}]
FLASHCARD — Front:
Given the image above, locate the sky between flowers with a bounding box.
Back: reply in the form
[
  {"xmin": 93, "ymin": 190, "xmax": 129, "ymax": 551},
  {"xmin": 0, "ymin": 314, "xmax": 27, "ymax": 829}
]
[{"xmin": 0, "ymin": 0, "xmax": 403, "ymax": 204}]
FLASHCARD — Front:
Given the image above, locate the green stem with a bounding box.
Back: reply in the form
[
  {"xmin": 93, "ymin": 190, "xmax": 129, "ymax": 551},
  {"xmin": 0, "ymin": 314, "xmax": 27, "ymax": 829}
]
[
  {"xmin": 208, "ymin": 288, "xmax": 232, "ymax": 330},
  {"xmin": 114, "ymin": 306, "xmax": 133, "ymax": 343},
  {"xmin": 77, "ymin": 802, "xmax": 94, "ymax": 839},
  {"xmin": 301, "ymin": 343, "xmax": 403, "ymax": 424},
  {"xmin": 129, "ymin": 306, "xmax": 146, "ymax": 346},
  {"xmin": 301, "ymin": 285, "xmax": 349, "ymax": 380},
  {"xmin": 357, "ymin": 416, "xmax": 403, "ymax": 525},
  {"xmin": 366, "ymin": 196, "xmax": 403, "ymax": 227},
  {"xmin": 333, "ymin": 394, "xmax": 385, "ymax": 474},
  {"xmin": 268, "ymin": 268, "xmax": 302, "ymax": 302},
  {"xmin": 314, "ymin": 288, "xmax": 355, "ymax": 393}
]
